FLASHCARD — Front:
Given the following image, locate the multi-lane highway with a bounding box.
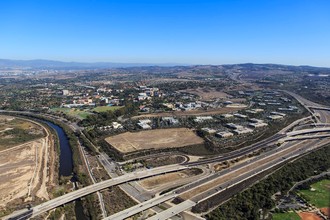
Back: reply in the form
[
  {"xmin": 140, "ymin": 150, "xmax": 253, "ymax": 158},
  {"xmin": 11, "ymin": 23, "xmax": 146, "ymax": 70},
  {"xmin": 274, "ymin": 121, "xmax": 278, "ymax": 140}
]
[{"xmin": 142, "ymin": 137, "xmax": 330, "ymax": 220}]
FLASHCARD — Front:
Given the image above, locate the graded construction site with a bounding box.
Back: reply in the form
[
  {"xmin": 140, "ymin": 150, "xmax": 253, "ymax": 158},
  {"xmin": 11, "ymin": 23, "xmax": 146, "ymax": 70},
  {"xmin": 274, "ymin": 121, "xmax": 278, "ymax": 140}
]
[
  {"xmin": 0, "ymin": 115, "xmax": 56, "ymax": 213},
  {"xmin": 105, "ymin": 128, "xmax": 204, "ymax": 153}
]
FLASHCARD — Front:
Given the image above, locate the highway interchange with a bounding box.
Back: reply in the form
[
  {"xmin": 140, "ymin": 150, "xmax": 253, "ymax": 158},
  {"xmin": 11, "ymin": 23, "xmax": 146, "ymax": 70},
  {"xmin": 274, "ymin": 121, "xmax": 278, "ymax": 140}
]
[{"xmin": 4, "ymin": 91, "xmax": 330, "ymax": 220}]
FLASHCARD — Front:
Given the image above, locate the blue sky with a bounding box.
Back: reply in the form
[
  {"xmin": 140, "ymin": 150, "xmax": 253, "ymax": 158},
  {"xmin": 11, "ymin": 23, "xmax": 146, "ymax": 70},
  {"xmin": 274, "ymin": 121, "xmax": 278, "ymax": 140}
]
[{"xmin": 0, "ymin": 0, "xmax": 329, "ymax": 66}]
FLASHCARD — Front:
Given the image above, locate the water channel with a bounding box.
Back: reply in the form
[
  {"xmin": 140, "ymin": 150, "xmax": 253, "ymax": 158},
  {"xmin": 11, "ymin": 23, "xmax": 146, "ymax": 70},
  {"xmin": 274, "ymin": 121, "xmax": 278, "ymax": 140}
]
[{"xmin": 43, "ymin": 121, "xmax": 87, "ymax": 219}]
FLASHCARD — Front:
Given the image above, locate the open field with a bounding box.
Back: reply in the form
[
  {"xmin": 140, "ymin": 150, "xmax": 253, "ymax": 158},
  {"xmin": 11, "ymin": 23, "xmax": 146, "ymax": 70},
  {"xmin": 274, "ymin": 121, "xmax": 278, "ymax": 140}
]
[
  {"xmin": 298, "ymin": 179, "xmax": 330, "ymax": 208},
  {"xmin": 298, "ymin": 212, "xmax": 322, "ymax": 220},
  {"xmin": 0, "ymin": 115, "xmax": 45, "ymax": 151},
  {"xmin": 132, "ymin": 106, "xmax": 245, "ymax": 119},
  {"xmin": 92, "ymin": 106, "xmax": 123, "ymax": 113},
  {"xmin": 105, "ymin": 128, "xmax": 204, "ymax": 153},
  {"xmin": 179, "ymin": 88, "xmax": 232, "ymax": 100},
  {"xmin": 50, "ymin": 107, "xmax": 92, "ymax": 119},
  {"xmin": 0, "ymin": 116, "xmax": 54, "ymax": 210},
  {"xmin": 272, "ymin": 212, "xmax": 301, "ymax": 220}
]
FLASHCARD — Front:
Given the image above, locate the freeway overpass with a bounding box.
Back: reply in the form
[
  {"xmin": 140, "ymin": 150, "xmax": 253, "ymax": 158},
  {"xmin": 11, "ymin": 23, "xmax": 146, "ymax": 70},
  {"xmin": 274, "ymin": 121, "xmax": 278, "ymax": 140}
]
[
  {"xmin": 3, "ymin": 165, "xmax": 187, "ymax": 220},
  {"xmin": 287, "ymin": 127, "xmax": 330, "ymax": 136},
  {"xmin": 283, "ymin": 134, "xmax": 330, "ymax": 142},
  {"xmin": 307, "ymin": 106, "xmax": 330, "ymax": 111}
]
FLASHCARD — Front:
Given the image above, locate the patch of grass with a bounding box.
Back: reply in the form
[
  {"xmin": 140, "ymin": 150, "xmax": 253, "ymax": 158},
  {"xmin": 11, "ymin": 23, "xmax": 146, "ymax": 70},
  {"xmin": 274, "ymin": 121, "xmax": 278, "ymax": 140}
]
[
  {"xmin": 298, "ymin": 179, "xmax": 330, "ymax": 208},
  {"xmin": 51, "ymin": 108, "xmax": 92, "ymax": 119},
  {"xmin": 92, "ymin": 106, "xmax": 123, "ymax": 113},
  {"xmin": 272, "ymin": 212, "xmax": 300, "ymax": 220},
  {"xmin": 0, "ymin": 118, "xmax": 45, "ymax": 150}
]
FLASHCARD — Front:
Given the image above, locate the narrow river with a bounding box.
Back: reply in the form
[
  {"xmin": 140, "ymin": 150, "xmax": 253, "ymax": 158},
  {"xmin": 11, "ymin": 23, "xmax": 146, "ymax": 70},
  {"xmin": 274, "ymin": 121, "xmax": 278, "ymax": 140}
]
[{"xmin": 43, "ymin": 120, "xmax": 87, "ymax": 220}]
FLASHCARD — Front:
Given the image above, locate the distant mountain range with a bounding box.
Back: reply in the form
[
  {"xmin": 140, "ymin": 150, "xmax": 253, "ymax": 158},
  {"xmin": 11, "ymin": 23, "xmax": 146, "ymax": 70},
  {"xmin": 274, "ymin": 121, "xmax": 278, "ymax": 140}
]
[
  {"xmin": 0, "ymin": 59, "xmax": 329, "ymax": 71},
  {"xmin": 0, "ymin": 59, "xmax": 184, "ymax": 70}
]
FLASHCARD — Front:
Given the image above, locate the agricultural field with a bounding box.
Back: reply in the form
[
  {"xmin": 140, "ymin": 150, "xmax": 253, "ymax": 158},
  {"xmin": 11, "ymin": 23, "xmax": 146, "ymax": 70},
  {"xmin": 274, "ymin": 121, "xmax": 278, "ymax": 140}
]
[
  {"xmin": 105, "ymin": 128, "xmax": 204, "ymax": 153},
  {"xmin": 298, "ymin": 179, "xmax": 330, "ymax": 208},
  {"xmin": 50, "ymin": 107, "xmax": 92, "ymax": 119},
  {"xmin": 92, "ymin": 106, "xmax": 123, "ymax": 113},
  {"xmin": 272, "ymin": 212, "xmax": 301, "ymax": 220},
  {"xmin": 0, "ymin": 115, "xmax": 45, "ymax": 150}
]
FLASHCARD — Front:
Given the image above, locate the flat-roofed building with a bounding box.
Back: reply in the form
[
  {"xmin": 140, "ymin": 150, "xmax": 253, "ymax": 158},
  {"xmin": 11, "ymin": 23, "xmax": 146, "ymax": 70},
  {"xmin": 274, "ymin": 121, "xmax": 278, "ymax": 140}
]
[
  {"xmin": 233, "ymin": 113, "xmax": 248, "ymax": 119},
  {"xmin": 252, "ymin": 108, "xmax": 264, "ymax": 112},
  {"xmin": 226, "ymin": 123, "xmax": 243, "ymax": 130},
  {"xmin": 271, "ymin": 112, "xmax": 286, "ymax": 117},
  {"xmin": 249, "ymin": 118, "xmax": 264, "ymax": 123},
  {"xmin": 221, "ymin": 114, "xmax": 233, "ymax": 118},
  {"xmin": 248, "ymin": 122, "xmax": 268, "ymax": 128},
  {"xmin": 267, "ymin": 115, "xmax": 284, "ymax": 120},
  {"xmin": 162, "ymin": 117, "xmax": 179, "ymax": 125},
  {"xmin": 216, "ymin": 131, "xmax": 234, "ymax": 138},
  {"xmin": 194, "ymin": 116, "xmax": 213, "ymax": 123},
  {"xmin": 245, "ymin": 110, "xmax": 257, "ymax": 114},
  {"xmin": 233, "ymin": 127, "xmax": 253, "ymax": 135},
  {"xmin": 201, "ymin": 127, "xmax": 217, "ymax": 134}
]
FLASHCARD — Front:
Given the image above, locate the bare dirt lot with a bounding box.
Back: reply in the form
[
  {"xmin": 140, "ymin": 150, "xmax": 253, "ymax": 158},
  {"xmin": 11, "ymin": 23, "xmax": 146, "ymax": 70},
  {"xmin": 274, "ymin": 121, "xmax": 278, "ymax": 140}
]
[
  {"xmin": 105, "ymin": 128, "xmax": 204, "ymax": 153},
  {"xmin": 179, "ymin": 88, "xmax": 232, "ymax": 100},
  {"xmin": 139, "ymin": 169, "xmax": 203, "ymax": 190},
  {"xmin": 298, "ymin": 212, "xmax": 322, "ymax": 220},
  {"xmin": 0, "ymin": 116, "xmax": 55, "ymax": 210},
  {"xmin": 320, "ymin": 208, "xmax": 329, "ymax": 218}
]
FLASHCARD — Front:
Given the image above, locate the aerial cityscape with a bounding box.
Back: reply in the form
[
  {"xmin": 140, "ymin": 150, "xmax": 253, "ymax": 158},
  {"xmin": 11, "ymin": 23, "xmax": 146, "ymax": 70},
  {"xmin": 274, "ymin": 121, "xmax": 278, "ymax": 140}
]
[{"xmin": 0, "ymin": 1, "xmax": 329, "ymax": 220}]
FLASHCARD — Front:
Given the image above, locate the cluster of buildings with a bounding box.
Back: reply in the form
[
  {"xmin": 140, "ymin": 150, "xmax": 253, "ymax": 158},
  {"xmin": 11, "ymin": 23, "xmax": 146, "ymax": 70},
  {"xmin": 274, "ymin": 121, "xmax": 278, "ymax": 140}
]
[
  {"xmin": 61, "ymin": 97, "xmax": 95, "ymax": 108},
  {"xmin": 267, "ymin": 112, "xmax": 286, "ymax": 120},
  {"xmin": 137, "ymin": 117, "xmax": 180, "ymax": 129},
  {"xmin": 194, "ymin": 116, "xmax": 213, "ymax": 123},
  {"xmin": 137, "ymin": 86, "xmax": 162, "ymax": 101},
  {"xmin": 99, "ymin": 97, "xmax": 121, "ymax": 106},
  {"xmin": 137, "ymin": 119, "xmax": 152, "ymax": 129},
  {"xmin": 98, "ymin": 122, "xmax": 123, "ymax": 130},
  {"xmin": 60, "ymin": 85, "xmax": 125, "ymax": 109},
  {"xmin": 175, "ymin": 101, "xmax": 203, "ymax": 111},
  {"xmin": 225, "ymin": 123, "xmax": 254, "ymax": 135},
  {"xmin": 162, "ymin": 117, "xmax": 179, "ymax": 125}
]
